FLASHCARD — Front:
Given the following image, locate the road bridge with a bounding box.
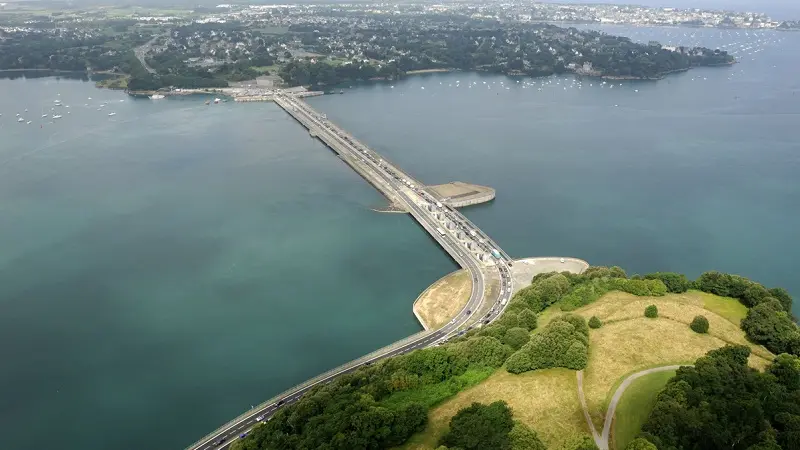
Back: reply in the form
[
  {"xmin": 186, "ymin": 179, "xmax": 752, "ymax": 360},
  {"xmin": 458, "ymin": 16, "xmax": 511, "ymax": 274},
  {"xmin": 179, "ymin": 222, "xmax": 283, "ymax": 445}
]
[{"xmin": 186, "ymin": 92, "xmax": 517, "ymax": 450}]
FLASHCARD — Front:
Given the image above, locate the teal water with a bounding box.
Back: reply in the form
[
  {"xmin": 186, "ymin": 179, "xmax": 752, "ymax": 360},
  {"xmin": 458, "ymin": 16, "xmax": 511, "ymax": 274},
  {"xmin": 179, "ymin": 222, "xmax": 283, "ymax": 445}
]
[{"xmin": 1, "ymin": 26, "xmax": 798, "ymax": 450}]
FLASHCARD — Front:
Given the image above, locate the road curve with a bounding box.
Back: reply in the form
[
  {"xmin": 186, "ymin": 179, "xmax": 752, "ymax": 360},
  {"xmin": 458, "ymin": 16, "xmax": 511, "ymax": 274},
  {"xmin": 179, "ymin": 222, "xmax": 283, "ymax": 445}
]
[
  {"xmin": 578, "ymin": 365, "xmax": 682, "ymax": 450},
  {"xmin": 185, "ymin": 93, "xmax": 515, "ymax": 450}
]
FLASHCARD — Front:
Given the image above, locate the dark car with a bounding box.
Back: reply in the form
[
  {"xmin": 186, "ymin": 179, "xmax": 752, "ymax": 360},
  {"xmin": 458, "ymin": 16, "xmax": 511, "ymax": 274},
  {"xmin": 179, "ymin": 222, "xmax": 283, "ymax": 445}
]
[
  {"xmin": 276, "ymin": 400, "xmax": 285, "ymax": 406},
  {"xmin": 214, "ymin": 437, "xmax": 226, "ymax": 445},
  {"xmin": 466, "ymin": 310, "xmax": 472, "ymax": 315},
  {"xmin": 239, "ymin": 433, "xmax": 247, "ymax": 439}
]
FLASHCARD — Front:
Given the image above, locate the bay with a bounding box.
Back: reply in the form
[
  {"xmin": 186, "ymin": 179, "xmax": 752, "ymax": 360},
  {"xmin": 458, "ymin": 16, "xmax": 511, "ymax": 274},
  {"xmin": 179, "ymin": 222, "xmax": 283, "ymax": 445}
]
[{"xmin": 0, "ymin": 25, "xmax": 798, "ymax": 450}]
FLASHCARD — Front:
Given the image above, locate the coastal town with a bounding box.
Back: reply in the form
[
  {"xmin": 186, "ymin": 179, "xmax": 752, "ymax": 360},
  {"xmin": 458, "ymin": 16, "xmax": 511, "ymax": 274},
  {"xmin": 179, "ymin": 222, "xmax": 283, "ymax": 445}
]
[{"xmin": 1, "ymin": 1, "xmax": 746, "ymax": 92}]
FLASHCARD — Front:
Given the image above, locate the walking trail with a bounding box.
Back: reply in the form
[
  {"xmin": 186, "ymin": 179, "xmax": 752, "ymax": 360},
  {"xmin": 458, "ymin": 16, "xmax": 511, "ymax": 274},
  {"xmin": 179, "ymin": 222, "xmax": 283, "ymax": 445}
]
[{"xmin": 577, "ymin": 365, "xmax": 682, "ymax": 450}]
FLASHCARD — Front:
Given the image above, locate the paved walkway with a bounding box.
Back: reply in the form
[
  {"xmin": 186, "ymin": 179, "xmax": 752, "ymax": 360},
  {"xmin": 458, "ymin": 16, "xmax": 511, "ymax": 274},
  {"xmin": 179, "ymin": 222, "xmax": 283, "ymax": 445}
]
[{"xmin": 577, "ymin": 365, "xmax": 682, "ymax": 450}]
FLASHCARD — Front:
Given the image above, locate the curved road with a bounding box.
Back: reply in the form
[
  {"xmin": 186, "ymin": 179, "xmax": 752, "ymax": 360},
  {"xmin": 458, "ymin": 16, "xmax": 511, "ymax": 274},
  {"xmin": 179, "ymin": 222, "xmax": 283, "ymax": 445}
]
[
  {"xmin": 186, "ymin": 94, "xmax": 515, "ymax": 450},
  {"xmin": 578, "ymin": 365, "xmax": 682, "ymax": 450}
]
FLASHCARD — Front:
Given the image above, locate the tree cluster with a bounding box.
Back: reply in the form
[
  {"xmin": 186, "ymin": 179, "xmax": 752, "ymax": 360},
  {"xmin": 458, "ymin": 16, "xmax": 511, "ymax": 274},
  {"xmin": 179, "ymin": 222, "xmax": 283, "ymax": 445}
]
[
  {"xmin": 506, "ymin": 315, "xmax": 590, "ymax": 373},
  {"xmin": 694, "ymin": 271, "xmax": 793, "ymax": 311},
  {"xmin": 641, "ymin": 346, "xmax": 800, "ymax": 450},
  {"xmin": 438, "ymin": 401, "xmax": 546, "ymax": 450},
  {"xmin": 643, "ymin": 272, "xmax": 690, "ymax": 293},
  {"xmin": 741, "ymin": 299, "xmax": 800, "ymax": 356},
  {"xmin": 693, "ymin": 271, "xmax": 797, "ymax": 355}
]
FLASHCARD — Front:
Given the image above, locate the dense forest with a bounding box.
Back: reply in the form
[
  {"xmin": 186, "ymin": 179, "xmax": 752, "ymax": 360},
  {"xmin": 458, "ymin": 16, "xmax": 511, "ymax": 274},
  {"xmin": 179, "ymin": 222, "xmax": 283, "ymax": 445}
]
[
  {"xmin": 641, "ymin": 345, "xmax": 800, "ymax": 450},
  {"xmin": 231, "ymin": 267, "xmax": 797, "ymax": 450}
]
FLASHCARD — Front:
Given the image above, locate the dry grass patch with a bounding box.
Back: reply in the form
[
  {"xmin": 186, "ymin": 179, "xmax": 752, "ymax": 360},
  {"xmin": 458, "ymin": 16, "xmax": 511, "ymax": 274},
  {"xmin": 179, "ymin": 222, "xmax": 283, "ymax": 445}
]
[
  {"xmin": 575, "ymin": 292, "xmax": 772, "ymax": 361},
  {"xmin": 581, "ymin": 317, "xmax": 770, "ymax": 428},
  {"xmin": 400, "ymin": 369, "xmax": 587, "ymax": 450},
  {"xmin": 413, "ymin": 270, "xmax": 472, "ymax": 330}
]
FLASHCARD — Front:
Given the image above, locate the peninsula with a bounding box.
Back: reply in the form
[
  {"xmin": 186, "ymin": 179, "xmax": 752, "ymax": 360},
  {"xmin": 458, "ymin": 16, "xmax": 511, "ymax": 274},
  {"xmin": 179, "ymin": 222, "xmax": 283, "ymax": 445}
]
[{"xmin": 0, "ymin": 3, "xmax": 734, "ymax": 92}]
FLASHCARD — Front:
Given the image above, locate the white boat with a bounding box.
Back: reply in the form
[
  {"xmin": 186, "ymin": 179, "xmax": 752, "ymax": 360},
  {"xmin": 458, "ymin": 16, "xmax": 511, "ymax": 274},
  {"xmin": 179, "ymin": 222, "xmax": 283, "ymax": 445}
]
[
  {"xmin": 108, "ymin": 112, "xmax": 116, "ymax": 116},
  {"xmin": 42, "ymin": 114, "xmax": 48, "ymax": 118},
  {"xmin": 17, "ymin": 117, "xmax": 24, "ymax": 122},
  {"xmin": 213, "ymin": 98, "xmax": 221, "ymax": 104},
  {"xmin": 52, "ymin": 115, "xmax": 62, "ymax": 119},
  {"xmin": 150, "ymin": 94, "xmax": 166, "ymax": 100},
  {"xmin": 26, "ymin": 121, "xmax": 31, "ymax": 124}
]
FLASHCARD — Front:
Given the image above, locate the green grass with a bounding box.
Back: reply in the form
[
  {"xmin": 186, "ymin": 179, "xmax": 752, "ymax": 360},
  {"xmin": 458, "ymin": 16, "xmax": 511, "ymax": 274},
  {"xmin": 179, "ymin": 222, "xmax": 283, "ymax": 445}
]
[
  {"xmin": 611, "ymin": 370, "xmax": 676, "ymax": 450},
  {"xmin": 692, "ymin": 290, "xmax": 748, "ymax": 324},
  {"xmin": 380, "ymin": 367, "xmax": 495, "ymax": 410}
]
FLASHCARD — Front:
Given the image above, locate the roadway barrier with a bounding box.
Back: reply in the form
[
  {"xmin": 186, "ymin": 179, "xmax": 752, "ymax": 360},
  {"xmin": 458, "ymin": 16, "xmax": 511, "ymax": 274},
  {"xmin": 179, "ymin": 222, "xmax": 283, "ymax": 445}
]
[{"xmin": 185, "ymin": 328, "xmax": 436, "ymax": 450}]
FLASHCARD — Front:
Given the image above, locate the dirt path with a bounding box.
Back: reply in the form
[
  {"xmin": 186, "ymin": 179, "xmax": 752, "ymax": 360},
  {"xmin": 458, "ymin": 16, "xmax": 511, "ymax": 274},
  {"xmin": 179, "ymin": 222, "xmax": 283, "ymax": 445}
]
[{"xmin": 577, "ymin": 365, "xmax": 682, "ymax": 450}]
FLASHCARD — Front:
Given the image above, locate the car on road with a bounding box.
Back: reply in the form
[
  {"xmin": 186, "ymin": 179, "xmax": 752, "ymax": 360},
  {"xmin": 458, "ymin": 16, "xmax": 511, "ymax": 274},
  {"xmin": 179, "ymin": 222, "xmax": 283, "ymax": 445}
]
[
  {"xmin": 240, "ymin": 433, "xmax": 248, "ymax": 439},
  {"xmin": 256, "ymin": 415, "xmax": 264, "ymax": 421},
  {"xmin": 276, "ymin": 400, "xmax": 285, "ymax": 406},
  {"xmin": 466, "ymin": 310, "xmax": 472, "ymax": 315},
  {"xmin": 560, "ymin": 258, "xmax": 565, "ymax": 263},
  {"xmin": 214, "ymin": 438, "xmax": 226, "ymax": 445}
]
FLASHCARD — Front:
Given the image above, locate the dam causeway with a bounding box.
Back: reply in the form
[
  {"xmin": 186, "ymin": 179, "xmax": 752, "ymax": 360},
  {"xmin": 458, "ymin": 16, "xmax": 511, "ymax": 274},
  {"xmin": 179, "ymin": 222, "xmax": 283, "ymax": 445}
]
[{"xmin": 186, "ymin": 89, "xmax": 587, "ymax": 450}]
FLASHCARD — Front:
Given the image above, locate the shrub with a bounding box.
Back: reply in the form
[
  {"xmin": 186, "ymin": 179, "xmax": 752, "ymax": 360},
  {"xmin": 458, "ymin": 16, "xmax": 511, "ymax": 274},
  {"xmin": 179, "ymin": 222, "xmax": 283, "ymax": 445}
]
[
  {"xmin": 588, "ymin": 316, "xmax": 602, "ymax": 329},
  {"xmin": 645, "ymin": 305, "xmax": 658, "ymax": 318},
  {"xmin": 690, "ymin": 315, "xmax": 710, "ymax": 334}
]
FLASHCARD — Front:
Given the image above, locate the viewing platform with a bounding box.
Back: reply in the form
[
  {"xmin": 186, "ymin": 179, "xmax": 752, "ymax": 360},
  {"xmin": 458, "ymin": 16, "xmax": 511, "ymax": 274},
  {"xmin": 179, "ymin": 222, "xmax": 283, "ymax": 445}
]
[{"xmin": 429, "ymin": 181, "xmax": 495, "ymax": 208}]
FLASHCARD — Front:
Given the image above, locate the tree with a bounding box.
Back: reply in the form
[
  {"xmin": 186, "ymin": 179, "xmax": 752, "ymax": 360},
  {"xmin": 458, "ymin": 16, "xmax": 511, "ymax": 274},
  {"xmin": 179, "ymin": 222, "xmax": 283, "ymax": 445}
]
[
  {"xmin": 517, "ymin": 309, "xmax": 538, "ymax": 331},
  {"xmin": 644, "ymin": 305, "xmax": 658, "ymax": 318},
  {"xmin": 741, "ymin": 299, "xmax": 799, "ymax": 355},
  {"xmin": 504, "ymin": 327, "xmax": 531, "ymax": 350},
  {"xmin": 768, "ymin": 287, "xmax": 794, "ymax": 313},
  {"xmin": 563, "ymin": 341, "xmax": 589, "ymax": 370},
  {"xmin": 440, "ymin": 401, "xmax": 514, "ymax": 450},
  {"xmin": 588, "ymin": 316, "xmax": 602, "ymax": 329},
  {"xmin": 690, "ymin": 315, "xmax": 709, "ymax": 334},
  {"xmin": 509, "ymin": 421, "xmax": 547, "ymax": 450},
  {"xmin": 625, "ymin": 437, "xmax": 657, "ymax": 450}
]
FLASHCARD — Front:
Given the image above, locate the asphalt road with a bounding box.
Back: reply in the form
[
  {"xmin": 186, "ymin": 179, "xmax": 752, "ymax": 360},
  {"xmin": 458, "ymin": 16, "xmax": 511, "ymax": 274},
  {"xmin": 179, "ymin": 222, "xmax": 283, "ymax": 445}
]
[{"xmin": 187, "ymin": 94, "xmax": 513, "ymax": 450}]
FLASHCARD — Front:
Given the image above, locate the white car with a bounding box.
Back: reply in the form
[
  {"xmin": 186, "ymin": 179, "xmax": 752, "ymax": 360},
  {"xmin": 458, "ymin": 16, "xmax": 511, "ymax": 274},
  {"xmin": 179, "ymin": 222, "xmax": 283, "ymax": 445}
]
[
  {"xmin": 560, "ymin": 258, "xmax": 565, "ymax": 263},
  {"xmin": 256, "ymin": 415, "xmax": 265, "ymax": 421}
]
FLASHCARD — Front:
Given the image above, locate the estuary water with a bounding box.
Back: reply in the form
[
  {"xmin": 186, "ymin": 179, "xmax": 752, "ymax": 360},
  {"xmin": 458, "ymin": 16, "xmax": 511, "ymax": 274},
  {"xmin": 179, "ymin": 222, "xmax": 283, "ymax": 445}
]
[{"xmin": 0, "ymin": 26, "xmax": 798, "ymax": 450}]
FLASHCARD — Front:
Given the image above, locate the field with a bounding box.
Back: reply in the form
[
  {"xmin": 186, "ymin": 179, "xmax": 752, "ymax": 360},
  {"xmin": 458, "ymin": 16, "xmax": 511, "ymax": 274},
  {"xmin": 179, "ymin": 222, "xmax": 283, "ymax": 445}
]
[
  {"xmin": 576, "ymin": 290, "xmax": 772, "ymax": 428},
  {"xmin": 400, "ymin": 369, "xmax": 585, "ymax": 450},
  {"xmin": 401, "ymin": 289, "xmax": 772, "ymax": 449},
  {"xmin": 412, "ymin": 270, "xmax": 472, "ymax": 330},
  {"xmin": 610, "ymin": 370, "xmax": 676, "ymax": 450}
]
